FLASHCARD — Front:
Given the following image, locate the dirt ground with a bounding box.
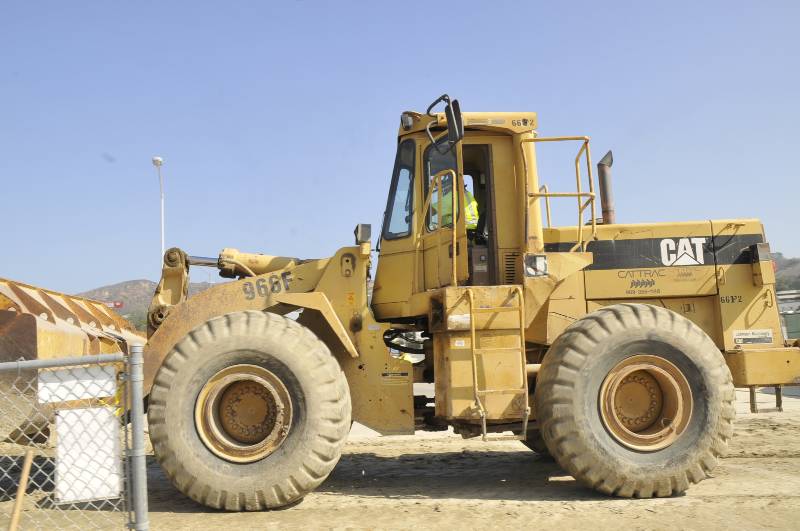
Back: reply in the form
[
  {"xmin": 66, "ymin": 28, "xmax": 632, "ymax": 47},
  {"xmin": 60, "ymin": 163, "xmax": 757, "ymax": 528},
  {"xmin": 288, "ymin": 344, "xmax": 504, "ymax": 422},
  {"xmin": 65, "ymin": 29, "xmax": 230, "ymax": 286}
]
[
  {"xmin": 1, "ymin": 388, "xmax": 798, "ymax": 530},
  {"xmin": 143, "ymin": 388, "xmax": 800, "ymax": 530}
]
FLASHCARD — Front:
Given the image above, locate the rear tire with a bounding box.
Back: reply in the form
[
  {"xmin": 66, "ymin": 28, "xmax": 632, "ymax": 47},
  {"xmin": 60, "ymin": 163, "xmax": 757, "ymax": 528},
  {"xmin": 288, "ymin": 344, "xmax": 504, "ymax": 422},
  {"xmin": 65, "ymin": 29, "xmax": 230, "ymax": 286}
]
[
  {"xmin": 148, "ymin": 311, "xmax": 351, "ymax": 510},
  {"xmin": 534, "ymin": 303, "xmax": 734, "ymax": 498}
]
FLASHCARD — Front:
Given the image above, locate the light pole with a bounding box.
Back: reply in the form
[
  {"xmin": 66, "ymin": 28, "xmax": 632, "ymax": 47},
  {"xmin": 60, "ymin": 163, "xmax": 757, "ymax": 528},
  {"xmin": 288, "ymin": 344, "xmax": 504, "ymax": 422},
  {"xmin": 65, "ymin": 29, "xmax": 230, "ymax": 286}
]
[{"xmin": 152, "ymin": 156, "xmax": 165, "ymax": 260}]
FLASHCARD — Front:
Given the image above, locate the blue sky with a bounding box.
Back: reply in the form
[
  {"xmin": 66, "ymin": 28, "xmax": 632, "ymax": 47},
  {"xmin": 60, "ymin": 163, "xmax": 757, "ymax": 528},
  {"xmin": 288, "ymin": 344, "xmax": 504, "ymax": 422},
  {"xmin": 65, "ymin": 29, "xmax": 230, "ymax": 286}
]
[{"xmin": 2, "ymin": 1, "xmax": 798, "ymax": 294}]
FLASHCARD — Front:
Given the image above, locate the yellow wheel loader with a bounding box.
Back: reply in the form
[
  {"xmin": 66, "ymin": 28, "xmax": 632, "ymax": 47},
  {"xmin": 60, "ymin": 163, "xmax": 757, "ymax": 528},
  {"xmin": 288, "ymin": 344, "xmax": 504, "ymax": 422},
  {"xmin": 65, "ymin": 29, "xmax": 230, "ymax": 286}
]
[{"xmin": 142, "ymin": 95, "xmax": 800, "ymax": 510}]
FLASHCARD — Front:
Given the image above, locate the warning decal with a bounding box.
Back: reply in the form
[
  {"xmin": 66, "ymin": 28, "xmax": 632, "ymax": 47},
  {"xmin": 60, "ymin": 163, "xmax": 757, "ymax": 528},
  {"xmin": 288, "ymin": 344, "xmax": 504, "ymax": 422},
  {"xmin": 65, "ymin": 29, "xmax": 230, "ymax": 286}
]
[{"xmin": 733, "ymin": 329, "xmax": 773, "ymax": 345}]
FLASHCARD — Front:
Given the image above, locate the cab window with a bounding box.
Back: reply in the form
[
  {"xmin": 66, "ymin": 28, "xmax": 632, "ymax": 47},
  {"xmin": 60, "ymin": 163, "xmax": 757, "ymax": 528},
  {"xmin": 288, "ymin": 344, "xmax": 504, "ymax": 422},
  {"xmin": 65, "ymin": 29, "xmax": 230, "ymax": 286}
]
[{"xmin": 382, "ymin": 139, "xmax": 416, "ymax": 240}]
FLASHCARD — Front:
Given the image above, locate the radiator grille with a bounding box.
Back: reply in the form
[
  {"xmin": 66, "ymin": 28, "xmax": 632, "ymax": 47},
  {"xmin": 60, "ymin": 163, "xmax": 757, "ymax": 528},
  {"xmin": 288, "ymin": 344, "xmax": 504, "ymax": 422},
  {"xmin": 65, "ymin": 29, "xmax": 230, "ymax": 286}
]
[{"xmin": 503, "ymin": 252, "xmax": 520, "ymax": 284}]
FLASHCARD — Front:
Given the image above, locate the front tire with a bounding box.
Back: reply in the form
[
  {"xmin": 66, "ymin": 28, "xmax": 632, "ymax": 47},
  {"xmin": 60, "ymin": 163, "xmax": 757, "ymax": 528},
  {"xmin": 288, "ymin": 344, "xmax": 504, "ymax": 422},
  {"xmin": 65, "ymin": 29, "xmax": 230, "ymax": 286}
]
[
  {"xmin": 148, "ymin": 311, "xmax": 351, "ymax": 510},
  {"xmin": 534, "ymin": 303, "xmax": 734, "ymax": 498}
]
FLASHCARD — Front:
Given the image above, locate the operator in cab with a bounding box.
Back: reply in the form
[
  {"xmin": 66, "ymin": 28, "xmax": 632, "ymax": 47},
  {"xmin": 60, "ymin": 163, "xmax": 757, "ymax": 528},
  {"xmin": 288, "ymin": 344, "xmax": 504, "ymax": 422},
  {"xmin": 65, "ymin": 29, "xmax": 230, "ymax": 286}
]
[{"xmin": 440, "ymin": 182, "xmax": 479, "ymax": 232}]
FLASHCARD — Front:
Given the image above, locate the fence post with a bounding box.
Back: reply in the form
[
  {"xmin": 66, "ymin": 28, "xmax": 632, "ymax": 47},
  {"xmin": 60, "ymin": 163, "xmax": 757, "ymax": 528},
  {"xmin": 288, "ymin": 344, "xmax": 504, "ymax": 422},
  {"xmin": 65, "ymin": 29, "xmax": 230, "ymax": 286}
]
[{"xmin": 128, "ymin": 344, "xmax": 149, "ymax": 530}]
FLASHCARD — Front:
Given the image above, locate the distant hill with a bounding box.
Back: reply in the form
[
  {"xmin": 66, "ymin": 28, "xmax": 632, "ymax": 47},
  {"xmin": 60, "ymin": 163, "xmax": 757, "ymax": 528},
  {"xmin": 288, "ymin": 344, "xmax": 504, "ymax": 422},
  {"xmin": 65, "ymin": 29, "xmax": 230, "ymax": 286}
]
[
  {"xmin": 78, "ymin": 279, "xmax": 214, "ymax": 330},
  {"xmin": 775, "ymin": 253, "xmax": 800, "ymax": 291}
]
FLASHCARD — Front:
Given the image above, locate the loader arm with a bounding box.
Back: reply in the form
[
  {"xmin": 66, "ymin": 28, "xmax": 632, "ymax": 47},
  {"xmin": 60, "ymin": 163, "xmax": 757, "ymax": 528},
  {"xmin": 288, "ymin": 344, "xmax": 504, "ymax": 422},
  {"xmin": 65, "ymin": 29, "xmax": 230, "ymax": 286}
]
[{"xmin": 144, "ymin": 241, "xmax": 415, "ymax": 434}]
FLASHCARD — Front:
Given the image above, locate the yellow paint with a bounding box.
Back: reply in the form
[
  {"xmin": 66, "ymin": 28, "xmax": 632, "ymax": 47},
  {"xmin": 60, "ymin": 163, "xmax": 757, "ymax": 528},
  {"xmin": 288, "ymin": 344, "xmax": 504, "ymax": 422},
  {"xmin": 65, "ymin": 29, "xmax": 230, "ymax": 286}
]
[
  {"xmin": 140, "ymin": 104, "xmax": 800, "ymax": 441},
  {"xmin": 725, "ymin": 348, "xmax": 800, "ymax": 385}
]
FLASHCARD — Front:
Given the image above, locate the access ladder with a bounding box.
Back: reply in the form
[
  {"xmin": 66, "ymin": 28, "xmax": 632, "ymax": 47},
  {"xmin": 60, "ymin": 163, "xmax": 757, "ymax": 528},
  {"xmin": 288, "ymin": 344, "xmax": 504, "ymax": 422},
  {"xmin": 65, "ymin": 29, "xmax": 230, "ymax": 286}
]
[{"xmin": 465, "ymin": 286, "xmax": 530, "ymax": 441}]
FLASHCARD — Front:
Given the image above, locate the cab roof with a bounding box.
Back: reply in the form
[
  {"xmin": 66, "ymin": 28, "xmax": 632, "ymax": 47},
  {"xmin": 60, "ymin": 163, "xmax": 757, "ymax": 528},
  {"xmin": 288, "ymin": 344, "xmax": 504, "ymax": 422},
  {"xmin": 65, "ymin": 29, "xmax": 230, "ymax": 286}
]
[{"xmin": 397, "ymin": 111, "xmax": 537, "ymax": 137}]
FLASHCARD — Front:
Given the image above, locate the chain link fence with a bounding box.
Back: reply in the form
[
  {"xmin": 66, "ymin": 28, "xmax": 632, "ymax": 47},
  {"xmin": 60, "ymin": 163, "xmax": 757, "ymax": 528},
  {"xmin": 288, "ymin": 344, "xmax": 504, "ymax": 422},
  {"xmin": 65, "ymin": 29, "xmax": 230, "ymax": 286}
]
[{"xmin": 0, "ymin": 348, "xmax": 148, "ymax": 530}]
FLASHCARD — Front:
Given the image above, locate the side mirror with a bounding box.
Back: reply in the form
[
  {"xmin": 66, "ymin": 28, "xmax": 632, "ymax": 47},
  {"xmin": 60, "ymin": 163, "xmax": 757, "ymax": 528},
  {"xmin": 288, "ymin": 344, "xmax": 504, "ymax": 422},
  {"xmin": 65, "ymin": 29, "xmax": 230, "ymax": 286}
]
[
  {"xmin": 445, "ymin": 99, "xmax": 464, "ymax": 145},
  {"xmin": 426, "ymin": 94, "xmax": 464, "ymax": 154}
]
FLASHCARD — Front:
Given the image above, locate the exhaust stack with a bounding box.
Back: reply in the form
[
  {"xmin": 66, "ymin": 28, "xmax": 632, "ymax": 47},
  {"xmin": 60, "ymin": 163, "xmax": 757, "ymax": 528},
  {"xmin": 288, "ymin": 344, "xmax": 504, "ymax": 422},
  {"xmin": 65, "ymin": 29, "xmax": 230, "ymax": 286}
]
[{"xmin": 597, "ymin": 150, "xmax": 615, "ymax": 225}]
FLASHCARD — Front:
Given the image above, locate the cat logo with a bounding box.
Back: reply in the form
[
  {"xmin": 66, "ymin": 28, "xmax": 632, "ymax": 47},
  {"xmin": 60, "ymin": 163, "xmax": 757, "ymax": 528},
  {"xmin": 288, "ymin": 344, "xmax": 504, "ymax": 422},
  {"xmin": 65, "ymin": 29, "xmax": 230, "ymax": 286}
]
[{"xmin": 660, "ymin": 237, "xmax": 708, "ymax": 266}]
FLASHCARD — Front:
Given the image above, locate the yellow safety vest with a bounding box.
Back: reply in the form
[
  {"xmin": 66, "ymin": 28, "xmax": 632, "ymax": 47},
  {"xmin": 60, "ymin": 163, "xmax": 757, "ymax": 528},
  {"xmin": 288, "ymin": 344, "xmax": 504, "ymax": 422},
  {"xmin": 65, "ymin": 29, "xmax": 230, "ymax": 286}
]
[
  {"xmin": 465, "ymin": 190, "xmax": 479, "ymax": 230},
  {"xmin": 439, "ymin": 189, "xmax": 479, "ymax": 229}
]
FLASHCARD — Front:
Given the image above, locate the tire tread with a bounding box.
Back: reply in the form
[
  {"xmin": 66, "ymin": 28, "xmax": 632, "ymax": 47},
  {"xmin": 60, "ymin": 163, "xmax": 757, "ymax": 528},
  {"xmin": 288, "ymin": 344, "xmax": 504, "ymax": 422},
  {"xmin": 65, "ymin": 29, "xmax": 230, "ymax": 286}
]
[
  {"xmin": 148, "ymin": 311, "xmax": 351, "ymax": 510},
  {"xmin": 534, "ymin": 303, "xmax": 735, "ymax": 498}
]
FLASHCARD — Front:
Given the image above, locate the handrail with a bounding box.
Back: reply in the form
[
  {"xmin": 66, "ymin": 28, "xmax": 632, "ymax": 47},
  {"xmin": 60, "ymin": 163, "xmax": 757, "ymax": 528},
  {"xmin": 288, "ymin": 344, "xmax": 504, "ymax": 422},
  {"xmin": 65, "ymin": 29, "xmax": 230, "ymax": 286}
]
[
  {"xmin": 520, "ymin": 136, "xmax": 597, "ymax": 251},
  {"xmin": 466, "ymin": 289, "xmax": 487, "ymax": 437},
  {"xmin": 512, "ymin": 285, "xmax": 530, "ymax": 440},
  {"xmin": 413, "ymin": 168, "xmax": 460, "ymax": 290},
  {"xmin": 539, "ymin": 184, "xmax": 552, "ymax": 228}
]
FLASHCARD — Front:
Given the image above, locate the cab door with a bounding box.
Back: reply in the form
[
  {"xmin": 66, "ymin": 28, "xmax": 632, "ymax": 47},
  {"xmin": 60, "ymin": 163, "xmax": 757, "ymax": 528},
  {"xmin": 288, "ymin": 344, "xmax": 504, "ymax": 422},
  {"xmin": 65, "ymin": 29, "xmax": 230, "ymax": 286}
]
[
  {"xmin": 372, "ymin": 139, "xmax": 418, "ymax": 313},
  {"xmin": 421, "ymin": 138, "xmax": 468, "ymax": 289}
]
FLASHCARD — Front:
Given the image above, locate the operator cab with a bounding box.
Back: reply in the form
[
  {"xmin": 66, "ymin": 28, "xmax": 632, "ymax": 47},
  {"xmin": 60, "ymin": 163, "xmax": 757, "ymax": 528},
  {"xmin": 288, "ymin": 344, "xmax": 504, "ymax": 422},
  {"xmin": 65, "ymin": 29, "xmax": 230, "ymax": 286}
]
[{"xmin": 372, "ymin": 95, "xmax": 536, "ymax": 320}]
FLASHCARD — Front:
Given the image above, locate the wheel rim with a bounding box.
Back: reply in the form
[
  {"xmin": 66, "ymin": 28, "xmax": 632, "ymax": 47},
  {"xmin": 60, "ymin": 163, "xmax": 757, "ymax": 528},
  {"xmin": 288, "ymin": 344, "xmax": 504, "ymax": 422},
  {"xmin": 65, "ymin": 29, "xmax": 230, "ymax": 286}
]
[
  {"xmin": 599, "ymin": 355, "xmax": 692, "ymax": 451},
  {"xmin": 195, "ymin": 364, "xmax": 292, "ymax": 463}
]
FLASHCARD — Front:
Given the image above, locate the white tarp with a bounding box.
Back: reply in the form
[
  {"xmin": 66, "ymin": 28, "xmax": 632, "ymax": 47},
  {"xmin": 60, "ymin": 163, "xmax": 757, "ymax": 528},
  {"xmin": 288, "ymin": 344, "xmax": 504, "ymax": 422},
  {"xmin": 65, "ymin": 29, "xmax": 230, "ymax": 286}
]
[
  {"xmin": 55, "ymin": 407, "xmax": 122, "ymax": 503},
  {"xmin": 37, "ymin": 365, "xmax": 116, "ymax": 404}
]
